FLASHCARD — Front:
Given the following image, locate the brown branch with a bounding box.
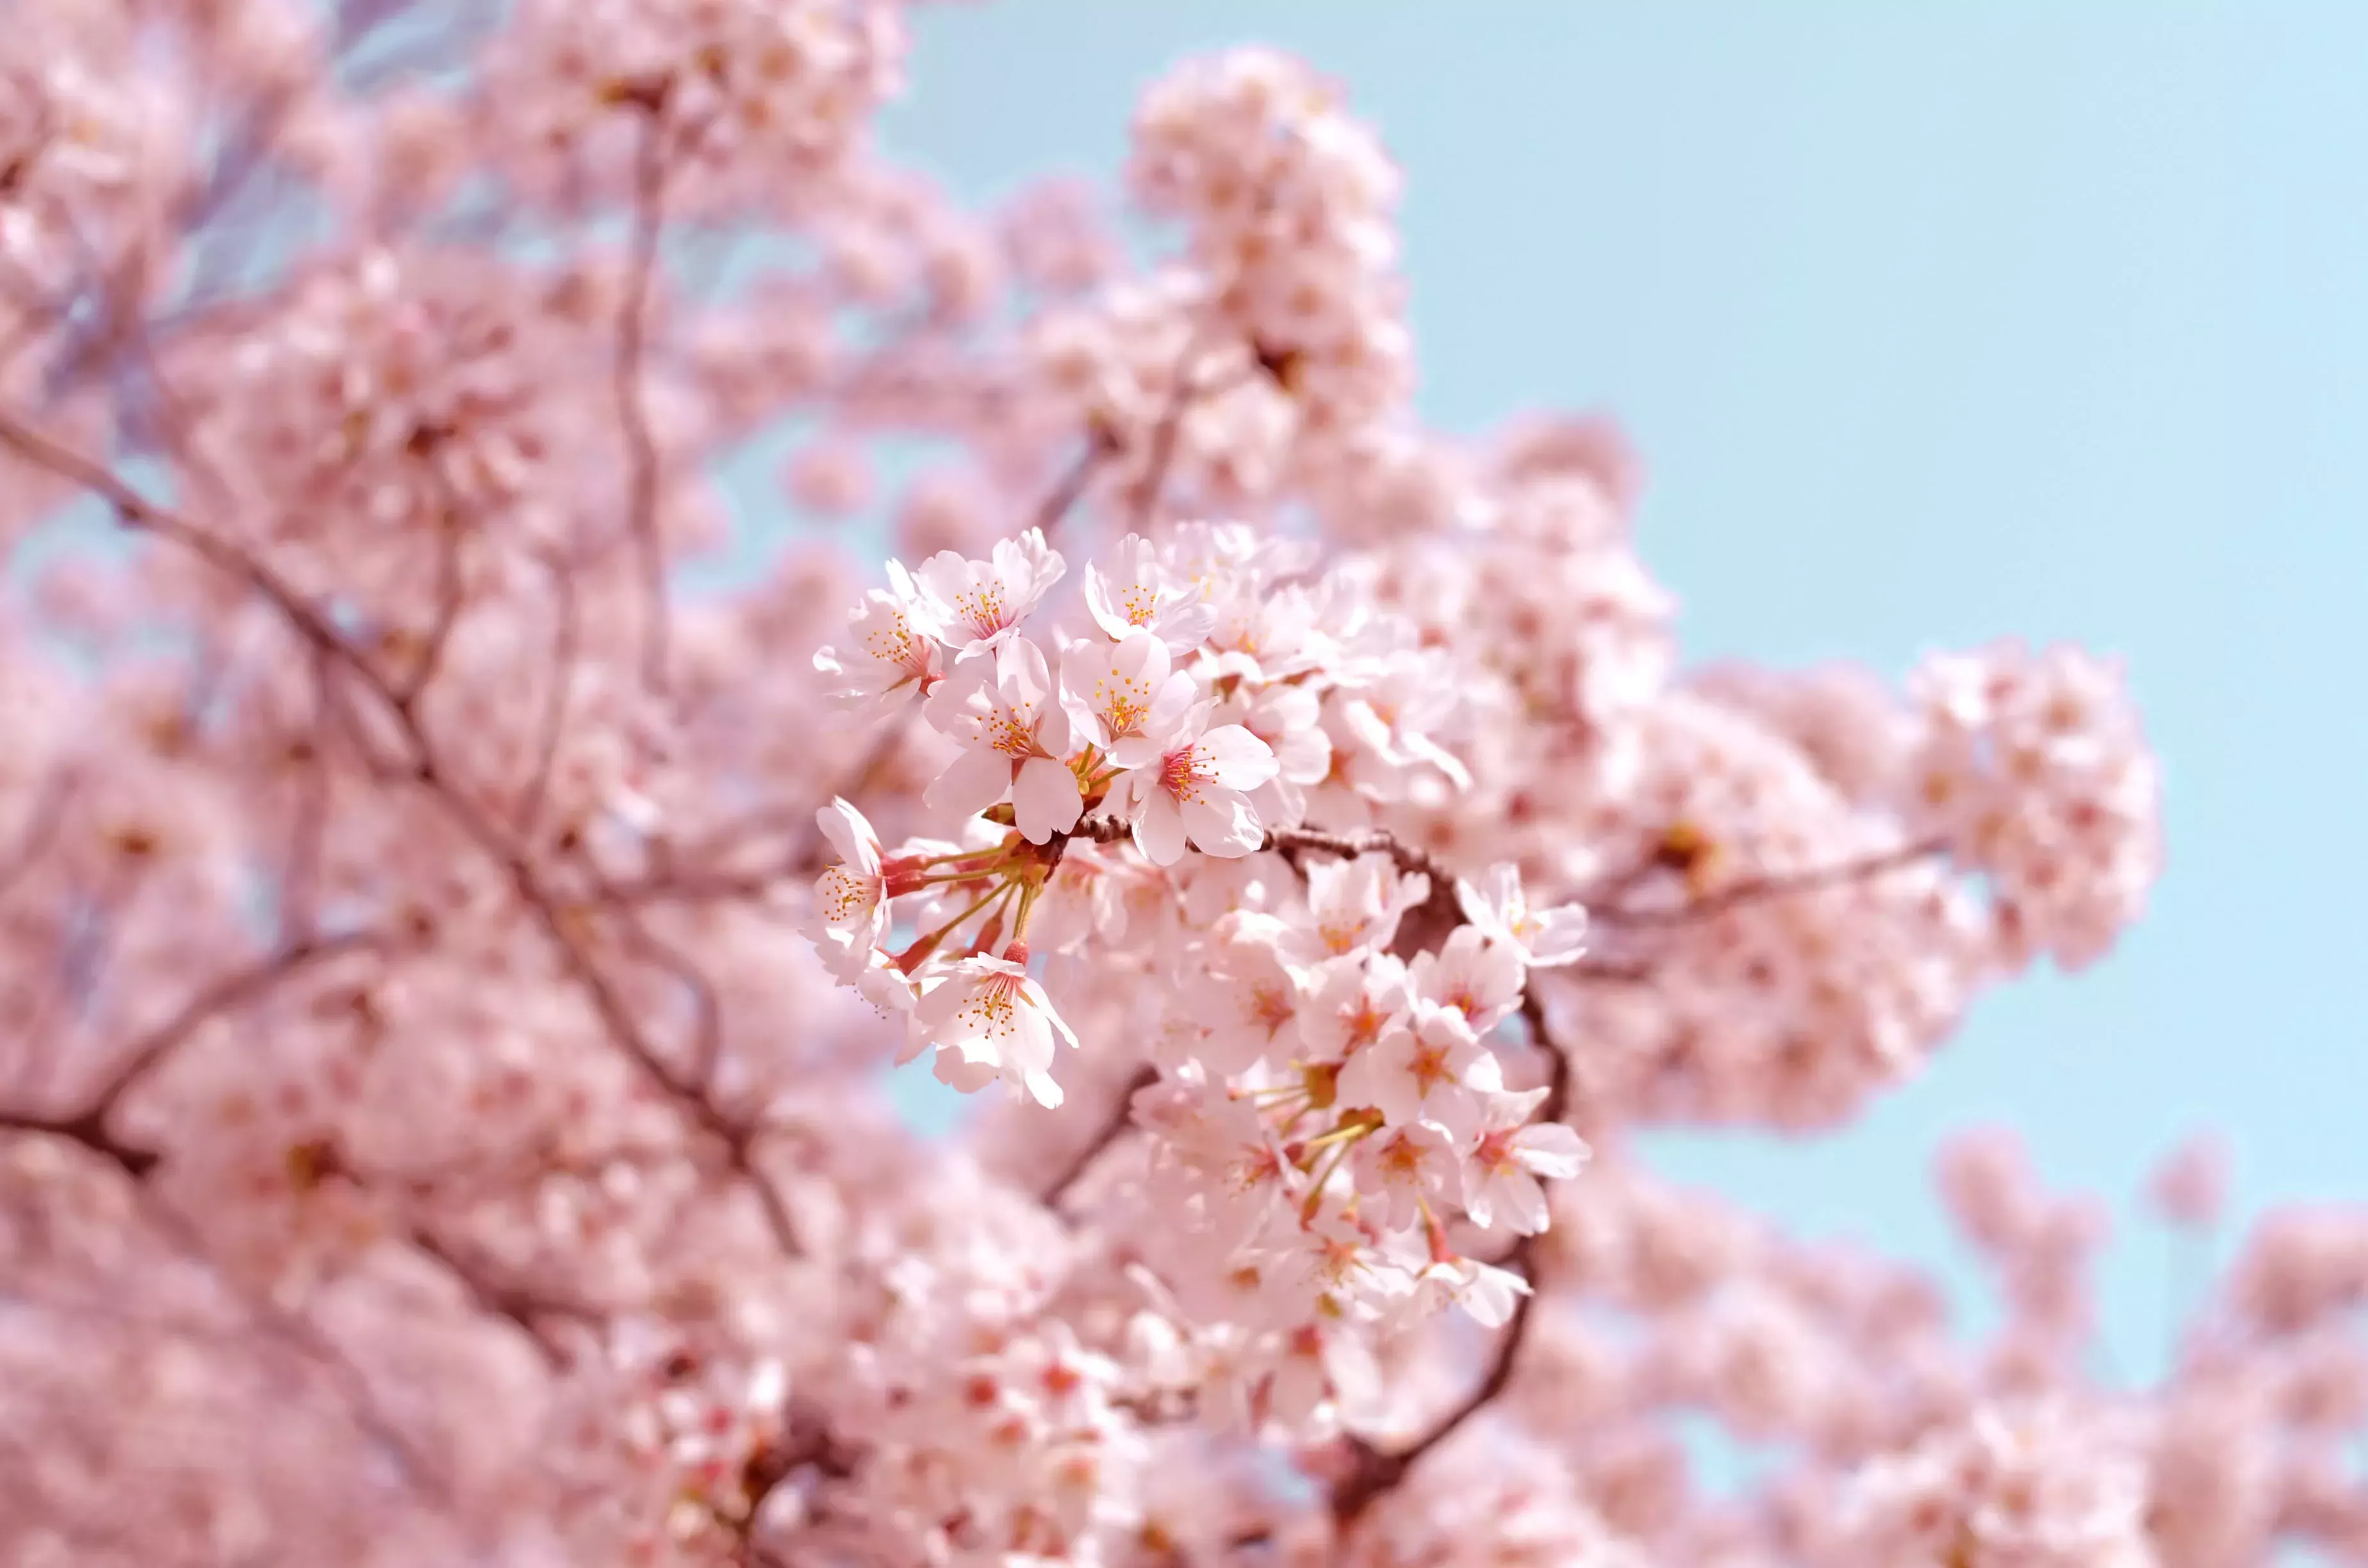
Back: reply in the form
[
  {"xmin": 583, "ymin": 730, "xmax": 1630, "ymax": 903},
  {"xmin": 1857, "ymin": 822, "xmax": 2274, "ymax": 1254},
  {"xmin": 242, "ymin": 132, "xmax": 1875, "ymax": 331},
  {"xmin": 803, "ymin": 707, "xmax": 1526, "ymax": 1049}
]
[
  {"xmin": 1039, "ymin": 1066, "xmax": 1156, "ymax": 1208},
  {"xmin": 0, "ymin": 1108, "xmax": 161, "ymax": 1180},
  {"xmin": 1590, "ymin": 837, "xmax": 1947, "ymax": 929},
  {"xmin": 610, "ymin": 908, "xmax": 727, "ymax": 1091},
  {"xmin": 407, "ymin": 1227, "xmax": 595, "ymax": 1370},
  {"xmin": 1130, "ymin": 339, "xmax": 1207, "ymax": 530},
  {"xmin": 1035, "ymin": 424, "xmax": 1117, "ymax": 539},
  {"xmin": 279, "ymin": 643, "xmax": 337, "ymax": 942},
  {"xmin": 0, "ymin": 418, "xmax": 804, "ymax": 1257},
  {"xmin": 1328, "ymin": 995, "xmax": 1573, "ymax": 1528},
  {"xmin": 0, "ymin": 412, "xmax": 393, "ymax": 698},
  {"xmin": 81, "ymin": 931, "xmax": 389, "ymax": 1125},
  {"xmin": 393, "ymin": 486, "xmax": 470, "ymax": 709},
  {"xmin": 514, "ymin": 550, "xmax": 581, "ymax": 838}
]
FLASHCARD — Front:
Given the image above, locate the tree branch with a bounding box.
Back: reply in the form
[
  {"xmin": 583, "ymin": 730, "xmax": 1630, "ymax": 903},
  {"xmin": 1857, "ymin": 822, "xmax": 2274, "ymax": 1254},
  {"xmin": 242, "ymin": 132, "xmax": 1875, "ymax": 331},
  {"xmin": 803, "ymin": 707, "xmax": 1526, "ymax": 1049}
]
[
  {"xmin": 1039, "ymin": 1066, "xmax": 1156, "ymax": 1209},
  {"xmin": 82, "ymin": 929, "xmax": 391, "ymax": 1127},
  {"xmin": 1327, "ymin": 993, "xmax": 1572, "ymax": 1528},
  {"xmin": 1590, "ymin": 837, "xmax": 1947, "ymax": 928}
]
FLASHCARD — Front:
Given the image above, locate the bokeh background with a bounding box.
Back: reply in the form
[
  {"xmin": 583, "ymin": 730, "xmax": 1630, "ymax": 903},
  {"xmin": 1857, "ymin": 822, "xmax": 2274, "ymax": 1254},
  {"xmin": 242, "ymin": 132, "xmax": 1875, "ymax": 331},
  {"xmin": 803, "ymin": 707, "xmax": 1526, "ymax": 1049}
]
[{"xmin": 817, "ymin": 3, "xmax": 2367, "ymax": 1385}]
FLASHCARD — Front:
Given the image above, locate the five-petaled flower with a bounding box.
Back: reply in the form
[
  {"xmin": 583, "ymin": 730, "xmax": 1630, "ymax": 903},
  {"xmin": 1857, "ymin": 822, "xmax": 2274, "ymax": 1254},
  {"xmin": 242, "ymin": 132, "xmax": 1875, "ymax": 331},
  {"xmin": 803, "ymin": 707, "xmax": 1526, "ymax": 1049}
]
[
  {"xmin": 909, "ymin": 528, "xmax": 1065, "ymax": 658},
  {"xmin": 1103, "ymin": 706, "xmax": 1279, "ymax": 865},
  {"xmin": 923, "ymin": 636, "xmax": 1085, "ymax": 844},
  {"xmin": 1456, "ymin": 861, "xmax": 1590, "ymax": 968},
  {"xmin": 907, "ymin": 949, "xmax": 1080, "ymax": 1109}
]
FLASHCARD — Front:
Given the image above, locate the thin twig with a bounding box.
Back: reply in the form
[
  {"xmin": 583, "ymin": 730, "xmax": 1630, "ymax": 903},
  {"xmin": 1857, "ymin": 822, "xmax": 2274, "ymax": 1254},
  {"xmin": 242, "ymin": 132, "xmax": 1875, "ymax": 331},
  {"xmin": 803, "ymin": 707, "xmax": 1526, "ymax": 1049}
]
[
  {"xmin": 1130, "ymin": 340, "xmax": 1205, "ymax": 530},
  {"xmin": 84, "ymin": 931, "xmax": 391, "ymax": 1125},
  {"xmin": 0, "ymin": 765, "xmax": 74, "ymax": 901},
  {"xmin": 1591, "ymin": 838, "xmax": 1947, "ymax": 929},
  {"xmin": 1039, "ymin": 1067, "xmax": 1156, "ymax": 1208},
  {"xmin": 407, "ymin": 1227, "xmax": 592, "ymax": 1370},
  {"xmin": 1328, "ymin": 1000, "xmax": 1574, "ymax": 1528},
  {"xmin": 515, "ymin": 551, "xmax": 581, "ymax": 838},
  {"xmin": 1034, "ymin": 425, "xmax": 1117, "ymax": 540}
]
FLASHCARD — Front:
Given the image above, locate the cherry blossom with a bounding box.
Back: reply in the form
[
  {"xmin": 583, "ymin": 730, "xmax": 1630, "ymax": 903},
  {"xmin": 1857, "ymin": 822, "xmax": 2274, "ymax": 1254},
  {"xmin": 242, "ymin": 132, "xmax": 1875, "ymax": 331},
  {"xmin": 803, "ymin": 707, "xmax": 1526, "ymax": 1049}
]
[
  {"xmin": 1102, "ymin": 710, "xmax": 1279, "ymax": 865},
  {"xmin": 1456, "ymin": 860, "xmax": 1591, "ymax": 968},
  {"xmin": 908, "ymin": 528, "xmax": 1066, "ymax": 658},
  {"xmin": 921, "ymin": 635, "xmax": 1084, "ymax": 844},
  {"xmin": 6, "ymin": 12, "xmax": 2334, "ymax": 1568},
  {"xmin": 908, "ymin": 951, "xmax": 1079, "ymax": 1108}
]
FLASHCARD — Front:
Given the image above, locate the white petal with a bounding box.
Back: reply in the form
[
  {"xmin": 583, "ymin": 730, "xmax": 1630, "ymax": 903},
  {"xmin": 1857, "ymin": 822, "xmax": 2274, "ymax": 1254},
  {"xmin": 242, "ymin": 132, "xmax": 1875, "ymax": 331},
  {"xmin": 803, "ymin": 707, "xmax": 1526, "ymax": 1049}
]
[
  {"xmin": 926, "ymin": 746, "xmax": 1014, "ymax": 819},
  {"xmin": 997, "ymin": 634, "xmax": 1054, "ymax": 707},
  {"xmin": 1515, "ymin": 1123, "xmax": 1591, "ymax": 1179},
  {"xmin": 1134, "ymin": 788, "xmax": 1188, "ymax": 867},
  {"xmin": 816, "ymin": 797, "xmax": 880, "ymax": 873},
  {"xmin": 1192, "ymin": 724, "xmax": 1280, "ymax": 791},
  {"xmin": 1012, "ymin": 756, "xmax": 1083, "ymax": 844},
  {"xmin": 1180, "ymin": 792, "xmax": 1263, "ymax": 858}
]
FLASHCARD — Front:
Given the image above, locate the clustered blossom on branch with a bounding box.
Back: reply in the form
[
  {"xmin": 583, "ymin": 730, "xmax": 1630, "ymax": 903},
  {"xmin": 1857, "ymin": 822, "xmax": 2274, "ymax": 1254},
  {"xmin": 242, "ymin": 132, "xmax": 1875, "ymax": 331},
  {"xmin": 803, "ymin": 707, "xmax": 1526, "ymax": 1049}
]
[{"xmin": 4, "ymin": 3, "xmax": 2356, "ymax": 1567}]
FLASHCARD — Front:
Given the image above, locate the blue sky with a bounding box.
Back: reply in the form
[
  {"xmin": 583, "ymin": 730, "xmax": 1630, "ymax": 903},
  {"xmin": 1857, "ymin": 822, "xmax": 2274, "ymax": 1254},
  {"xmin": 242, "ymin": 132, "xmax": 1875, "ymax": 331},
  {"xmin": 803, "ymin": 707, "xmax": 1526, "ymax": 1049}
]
[{"xmin": 858, "ymin": 4, "xmax": 2368, "ymax": 1378}]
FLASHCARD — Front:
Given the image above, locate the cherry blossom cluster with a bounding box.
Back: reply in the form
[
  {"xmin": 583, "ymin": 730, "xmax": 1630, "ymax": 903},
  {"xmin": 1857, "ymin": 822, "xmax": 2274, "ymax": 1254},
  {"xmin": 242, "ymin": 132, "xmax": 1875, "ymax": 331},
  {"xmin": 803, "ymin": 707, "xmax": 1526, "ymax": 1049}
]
[
  {"xmin": 3, "ymin": 6, "xmax": 2354, "ymax": 1568},
  {"xmin": 483, "ymin": 0, "xmax": 905, "ymax": 217},
  {"xmin": 805, "ymin": 518, "xmax": 1475, "ymax": 1106}
]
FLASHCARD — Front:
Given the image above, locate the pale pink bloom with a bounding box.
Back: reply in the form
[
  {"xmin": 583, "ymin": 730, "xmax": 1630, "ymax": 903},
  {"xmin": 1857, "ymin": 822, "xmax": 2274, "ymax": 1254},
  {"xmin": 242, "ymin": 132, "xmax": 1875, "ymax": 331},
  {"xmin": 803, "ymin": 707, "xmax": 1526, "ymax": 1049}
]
[
  {"xmin": 1331, "ymin": 645, "xmax": 1472, "ymax": 793},
  {"xmin": 1350, "ymin": 1118, "xmax": 1458, "ymax": 1232},
  {"xmin": 1085, "ymin": 532, "xmax": 1217, "ymax": 651},
  {"xmin": 1103, "ymin": 708, "xmax": 1278, "ymax": 865},
  {"xmin": 1058, "ymin": 628, "xmax": 1196, "ymax": 765},
  {"xmin": 812, "ymin": 560, "xmax": 942, "ymax": 708},
  {"xmin": 1215, "ymin": 680, "xmax": 1332, "ymax": 830},
  {"xmin": 908, "ymin": 954, "xmax": 1079, "ymax": 1109},
  {"xmin": 1407, "ymin": 926, "xmax": 1526, "ymax": 1034},
  {"xmin": 1456, "ymin": 861, "xmax": 1590, "ymax": 968},
  {"xmin": 922, "ymin": 636, "xmax": 1083, "ymax": 844},
  {"xmin": 908, "ymin": 527, "xmax": 1065, "ymax": 657},
  {"xmin": 1460, "ymin": 1086, "xmax": 1590, "ymax": 1236},
  {"xmin": 1265, "ymin": 1315, "xmax": 1386, "ymax": 1433},
  {"xmin": 1411, "ymin": 1255, "xmax": 1533, "ymax": 1329},
  {"xmin": 1165, "ymin": 518, "xmax": 1315, "ymax": 598},
  {"xmin": 1336, "ymin": 1004, "xmax": 1503, "ymax": 1142},
  {"xmin": 1187, "ymin": 929, "xmax": 1307, "ymax": 1076},
  {"xmin": 1256, "ymin": 1209, "xmax": 1416, "ymax": 1327},
  {"xmin": 1202, "ymin": 582, "xmax": 1327, "ymax": 685},
  {"xmin": 1281, "ymin": 853, "xmax": 1431, "ymax": 966},
  {"xmin": 805, "ymin": 797, "xmax": 888, "ymax": 981},
  {"xmin": 1133, "ymin": 1081, "xmax": 1299, "ymax": 1251},
  {"xmin": 1296, "ymin": 953, "xmax": 1411, "ymax": 1064},
  {"xmin": 2149, "ymin": 1132, "xmax": 2232, "ymax": 1230}
]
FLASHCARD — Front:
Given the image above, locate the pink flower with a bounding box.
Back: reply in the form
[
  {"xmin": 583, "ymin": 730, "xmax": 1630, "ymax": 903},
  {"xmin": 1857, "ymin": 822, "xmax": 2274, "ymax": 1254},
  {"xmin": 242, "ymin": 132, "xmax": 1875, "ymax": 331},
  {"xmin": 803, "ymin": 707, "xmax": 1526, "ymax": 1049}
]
[
  {"xmin": 1084, "ymin": 532, "xmax": 1216, "ymax": 651},
  {"xmin": 805, "ymin": 797, "xmax": 888, "ymax": 981},
  {"xmin": 1408, "ymin": 926, "xmax": 1526, "ymax": 1034},
  {"xmin": 1459, "ymin": 1088, "xmax": 1590, "ymax": 1236},
  {"xmin": 1280, "ymin": 853, "xmax": 1431, "ymax": 967},
  {"xmin": 1103, "ymin": 708, "xmax": 1278, "ymax": 866},
  {"xmin": 1296, "ymin": 952, "xmax": 1411, "ymax": 1065},
  {"xmin": 922, "ymin": 636, "xmax": 1083, "ymax": 844},
  {"xmin": 811, "ymin": 560, "xmax": 942, "ymax": 708},
  {"xmin": 1336, "ymin": 1004, "xmax": 1504, "ymax": 1142},
  {"xmin": 909, "ymin": 527, "xmax": 1065, "ymax": 657},
  {"xmin": 908, "ymin": 952, "xmax": 1080, "ymax": 1109},
  {"xmin": 1187, "ymin": 928, "xmax": 1307, "ymax": 1076},
  {"xmin": 1411, "ymin": 1255, "xmax": 1533, "ymax": 1329},
  {"xmin": 1351, "ymin": 1118, "xmax": 1458, "ymax": 1232},
  {"xmin": 2149, "ymin": 1133, "xmax": 2231, "ymax": 1230},
  {"xmin": 1058, "ymin": 628, "xmax": 1196, "ymax": 766},
  {"xmin": 1456, "ymin": 862, "xmax": 1589, "ymax": 969}
]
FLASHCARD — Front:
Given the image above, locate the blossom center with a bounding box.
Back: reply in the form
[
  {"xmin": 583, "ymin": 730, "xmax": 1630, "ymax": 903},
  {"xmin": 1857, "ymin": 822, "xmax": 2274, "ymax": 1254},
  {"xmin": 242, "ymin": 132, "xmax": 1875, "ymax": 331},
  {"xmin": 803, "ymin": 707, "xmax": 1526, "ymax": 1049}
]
[{"xmin": 1158, "ymin": 746, "xmax": 1207, "ymax": 803}]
